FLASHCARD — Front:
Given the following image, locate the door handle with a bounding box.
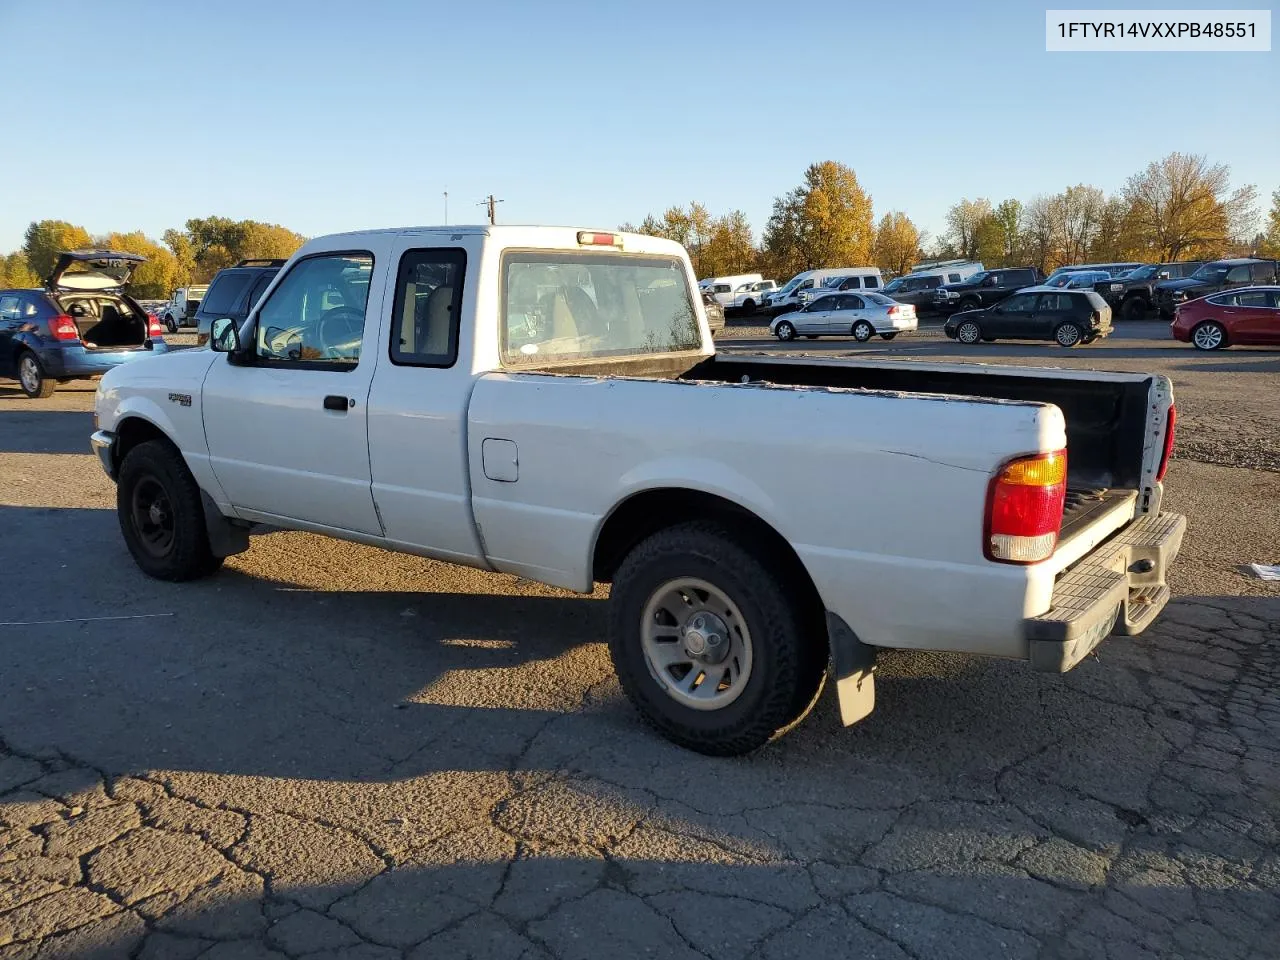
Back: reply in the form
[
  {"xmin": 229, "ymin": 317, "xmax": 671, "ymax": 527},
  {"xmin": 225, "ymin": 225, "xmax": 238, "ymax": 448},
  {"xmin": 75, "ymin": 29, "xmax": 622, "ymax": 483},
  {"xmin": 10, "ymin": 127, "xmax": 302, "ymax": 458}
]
[{"xmin": 324, "ymin": 395, "xmax": 353, "ymax": 411}]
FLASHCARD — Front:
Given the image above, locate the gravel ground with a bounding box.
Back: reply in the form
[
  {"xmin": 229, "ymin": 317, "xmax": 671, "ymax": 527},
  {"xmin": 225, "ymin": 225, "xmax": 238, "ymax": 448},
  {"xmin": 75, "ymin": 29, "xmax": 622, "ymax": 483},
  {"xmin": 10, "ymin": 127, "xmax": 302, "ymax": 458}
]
[{"xmin": 1, "ymin": 327, "xmax": 1277, "ymax": 959}]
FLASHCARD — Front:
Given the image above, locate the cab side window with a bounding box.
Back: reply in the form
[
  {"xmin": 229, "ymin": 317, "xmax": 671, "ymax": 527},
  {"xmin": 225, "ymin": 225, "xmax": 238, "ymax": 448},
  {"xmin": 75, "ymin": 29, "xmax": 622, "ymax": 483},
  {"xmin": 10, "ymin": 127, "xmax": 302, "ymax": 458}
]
[
  {"xmin": 254, "ymin": 253, "xmax": 373, "ymax": 367},
  {"xmin": 389, "ymin": 249, "xmax": 466, "ymax": 367}
]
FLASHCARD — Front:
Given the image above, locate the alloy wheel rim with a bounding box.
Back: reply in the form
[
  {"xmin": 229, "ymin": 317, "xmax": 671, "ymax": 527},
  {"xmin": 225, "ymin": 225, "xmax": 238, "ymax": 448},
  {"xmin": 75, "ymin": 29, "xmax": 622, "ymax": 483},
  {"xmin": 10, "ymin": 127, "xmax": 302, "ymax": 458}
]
[
  {"xmin": 958, "ymin": 323, "xmax": 979, "ymax": 343},
  {"xmin": 19, "ymin": 357, "xmax": 39, "ymax": 393},
  {"xmin": 1194, "ymin": 325, "xmax": 1222, "ymax": 349},
  {"xmin": 1058, "ymin": 325, "xmax": 1080, "ymax": 346},
  {"xmin": 640, "ymin": 577, "xmax": 754, "ymax": 711}
]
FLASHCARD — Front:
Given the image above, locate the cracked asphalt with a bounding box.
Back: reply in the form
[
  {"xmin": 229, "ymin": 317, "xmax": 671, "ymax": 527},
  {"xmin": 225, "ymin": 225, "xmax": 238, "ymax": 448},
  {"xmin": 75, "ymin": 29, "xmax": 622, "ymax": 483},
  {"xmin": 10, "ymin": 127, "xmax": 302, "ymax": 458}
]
[{"xmin": 1, "ymin": 328, "xmax": 1278, "ymax": 959}]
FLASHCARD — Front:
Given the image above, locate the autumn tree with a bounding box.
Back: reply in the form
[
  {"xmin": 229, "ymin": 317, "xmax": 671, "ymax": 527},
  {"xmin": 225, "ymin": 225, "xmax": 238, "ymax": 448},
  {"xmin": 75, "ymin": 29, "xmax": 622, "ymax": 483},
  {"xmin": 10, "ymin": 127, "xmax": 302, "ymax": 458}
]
[
  {"xmin": 1050, "ymin": 184, "xmax": 1107, "ymax": 265},
  {"xmin": 763, "ymin": 161, "xmax": 875, "ymax": 278},
  {"xmin": 872, "ymin": 211, "xmax": 922, "ymax": 276},
  {"xmin": 163, "ymin": 228, "xmax": 196, "ymax": 287},
  {"xmin": 991, "ymin": 199, "xmax": 1023, "ymax": 264},
  {"xmin": 181, "ymin": 217, "xmax": 307, "ymax": 282},
  {"xmin": 22, "ymin": 220, "xmax": 93, "ymax": 279},
  {"xmin": 1121, "ymin": 152, "xmax": 1258, "ymax": 260},
  {"xmin": 1020, "ymin": 196, "xmax": 1056, "ymax": 273},
  {"xmin": 100, "ymin": 231, "xmax": 181, "ymax": 299},
  {"xmin": 701, "ymin": 210, "xmax": 756, "ymax": 276},
  {"xmin": 944, "ymin": 198, "xmax": 993, "ymax": 261}
]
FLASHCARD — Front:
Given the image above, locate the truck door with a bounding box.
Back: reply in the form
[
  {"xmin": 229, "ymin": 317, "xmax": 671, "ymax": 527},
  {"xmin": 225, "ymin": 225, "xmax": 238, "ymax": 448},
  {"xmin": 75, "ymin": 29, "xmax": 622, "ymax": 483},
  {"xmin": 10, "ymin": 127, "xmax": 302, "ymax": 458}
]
[
  {"xmin": 363, "ymin": 246, "xmax": 487, "ymax": 565},
  {"xmin": 201, "ymin": 250, "xmax": 385, "ymax": 535}
]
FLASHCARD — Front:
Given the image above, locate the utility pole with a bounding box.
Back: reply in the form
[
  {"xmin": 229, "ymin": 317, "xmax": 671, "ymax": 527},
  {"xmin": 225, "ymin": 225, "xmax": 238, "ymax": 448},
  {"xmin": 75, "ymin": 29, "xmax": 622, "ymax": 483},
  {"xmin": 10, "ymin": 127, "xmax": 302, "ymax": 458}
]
[
  {"xmin": 443, "ymin": 190, "xmax": 448, "ymax": 225},
  {"xmin": 478, "ymin": 194, "xmax": 504, "ymax": 225}
]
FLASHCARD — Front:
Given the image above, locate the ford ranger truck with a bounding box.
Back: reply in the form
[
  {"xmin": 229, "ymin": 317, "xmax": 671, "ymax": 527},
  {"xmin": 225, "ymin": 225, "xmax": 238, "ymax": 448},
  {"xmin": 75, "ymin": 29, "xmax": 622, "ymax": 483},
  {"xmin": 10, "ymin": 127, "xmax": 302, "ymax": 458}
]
[{"xmin": 91, "ymin": 226, "xmax": 1185, "ymax": 756}]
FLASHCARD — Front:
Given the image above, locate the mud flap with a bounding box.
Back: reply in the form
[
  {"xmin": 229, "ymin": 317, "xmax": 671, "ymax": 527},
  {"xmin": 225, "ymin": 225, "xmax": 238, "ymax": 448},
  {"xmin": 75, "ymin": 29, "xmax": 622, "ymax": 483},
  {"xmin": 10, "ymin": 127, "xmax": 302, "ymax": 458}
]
[
  {"xmin": 200, "ymin": 491, "xmax": 251, "ymax": 558},
  {"xmin": 826, "ymin": 612, "xmax": 877, "ymax": 726}
]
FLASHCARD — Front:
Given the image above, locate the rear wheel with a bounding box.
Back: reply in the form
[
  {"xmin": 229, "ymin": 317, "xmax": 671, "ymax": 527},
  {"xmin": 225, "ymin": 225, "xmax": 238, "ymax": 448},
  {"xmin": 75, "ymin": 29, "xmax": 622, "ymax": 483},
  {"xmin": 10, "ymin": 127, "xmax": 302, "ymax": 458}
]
[
  {"xmin": 959, "ymin": 297, "xmax": 981, "ymax": 311},
  {"xmin": 608, "ymin": 522, "xmax": 826, "ymax": 756},
  {"xmin": 804, "ymin": 335, "xmax": 819, "ymax": 340},
  {"xmin": 117, "ymin": 440, "xmax": 223, "ymax": 581},
  {"xmin": 852, "ymin": 320, "xmax": 874, "ymax": 342},
  {"xmin": 956, "ymin": 320, "xmax": 982, "ymax": 344},
  {"xmin": 164, "ymin": 314, "xmax": 178, "ymax": 334},
  {"xmin": 1191, "ymin": 321, "xmax": 1226, "ymax": 351},
  {"xmin": 774, "ymin": 321, "xmax": 796, "ymax": 342},
  {"xmin": 880, "ymin": 332, "xmax": 898, "ymax": 341},
  {"xmin": 1054, "ymin": 322, "xmax": 1084, "ymax": 347},
  {"xmin": 17, "ymin": 352, "xmax": 55, "ymax": 398}
]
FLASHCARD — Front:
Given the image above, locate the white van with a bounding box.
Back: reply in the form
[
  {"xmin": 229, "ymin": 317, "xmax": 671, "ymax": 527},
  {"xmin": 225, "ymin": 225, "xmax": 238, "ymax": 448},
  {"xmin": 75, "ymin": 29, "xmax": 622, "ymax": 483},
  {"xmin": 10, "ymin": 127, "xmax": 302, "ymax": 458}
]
[
  {"xmin": 908, "ymin": 260, "xmax": 984, "ymax": 285},
  {"xmin": 766, "ymin": 268, "xmax": 884, "ymax": 312},
  {"xmin": 699, "ymin": 272, "xmax": 762, "ymax": 292}
]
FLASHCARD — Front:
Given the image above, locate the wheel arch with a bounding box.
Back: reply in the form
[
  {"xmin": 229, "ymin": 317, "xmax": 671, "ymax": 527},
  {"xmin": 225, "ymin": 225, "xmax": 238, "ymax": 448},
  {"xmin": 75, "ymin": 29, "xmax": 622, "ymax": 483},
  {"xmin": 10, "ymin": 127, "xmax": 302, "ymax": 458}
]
[{"xmin": 113, "ymin": 415, "xmax": 176, "ymax": 475}]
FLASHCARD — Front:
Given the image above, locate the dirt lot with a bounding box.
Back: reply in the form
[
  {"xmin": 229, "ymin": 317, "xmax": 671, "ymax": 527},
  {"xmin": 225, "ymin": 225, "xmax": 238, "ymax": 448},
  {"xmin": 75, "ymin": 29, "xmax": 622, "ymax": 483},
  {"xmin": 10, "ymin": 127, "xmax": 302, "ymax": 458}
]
[{"xmin": 1, "ymin": 326, "xmax": 1278, "ymax": 959}]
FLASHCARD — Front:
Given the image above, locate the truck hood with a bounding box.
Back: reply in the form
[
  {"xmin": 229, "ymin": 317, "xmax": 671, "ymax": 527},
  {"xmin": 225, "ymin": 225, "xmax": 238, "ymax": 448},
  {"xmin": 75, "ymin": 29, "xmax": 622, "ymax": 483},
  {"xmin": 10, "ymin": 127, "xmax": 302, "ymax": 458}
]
[
  {"xmin": 1154, "ymin": 277, "xmax": 1206, "ymax": 294},
  {"xmin": 49, "ymin": 250, "xmax": 146, "ymax": 292}
]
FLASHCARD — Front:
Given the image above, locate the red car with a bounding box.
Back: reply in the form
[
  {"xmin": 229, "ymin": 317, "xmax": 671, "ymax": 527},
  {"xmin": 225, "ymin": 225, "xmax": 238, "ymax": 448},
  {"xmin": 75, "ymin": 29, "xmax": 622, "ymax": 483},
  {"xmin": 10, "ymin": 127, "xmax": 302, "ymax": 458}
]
[{"xmin": 1172, "ymin": 286, "xmax": 1280, "ymax": 350}]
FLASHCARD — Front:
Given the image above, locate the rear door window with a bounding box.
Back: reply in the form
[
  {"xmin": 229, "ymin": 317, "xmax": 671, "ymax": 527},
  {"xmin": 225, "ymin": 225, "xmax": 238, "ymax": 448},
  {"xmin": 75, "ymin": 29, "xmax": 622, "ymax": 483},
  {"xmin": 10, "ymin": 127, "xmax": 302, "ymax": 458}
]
[
  {"xmin": 863, "ymin": 276, "xmax": 879, "ymax": 289},
  {"xmin": 948, "ymin": 273, "xmax": 961, "ymax": 283},
  {"xmin": 203, "ymin": 272, "xmax": 253, "ymax": 315},
  {"xmin": 1225, "ymin": 265, "xmax": 1252, "ymax": 283},
  {"xmin": 1237, "ymin": 290, "xmax": 1271, "ymax": 308},
  {"xmin": 1251, "ymin": 263, "xmax": 1278, "ymax": 282},
  {"xmin": 0, "ymin": 295, "xmax": 19, "ymax": 320},
  {"xmin": 842, "ymin": 294, "xmax": 866, "ymax": 310}
]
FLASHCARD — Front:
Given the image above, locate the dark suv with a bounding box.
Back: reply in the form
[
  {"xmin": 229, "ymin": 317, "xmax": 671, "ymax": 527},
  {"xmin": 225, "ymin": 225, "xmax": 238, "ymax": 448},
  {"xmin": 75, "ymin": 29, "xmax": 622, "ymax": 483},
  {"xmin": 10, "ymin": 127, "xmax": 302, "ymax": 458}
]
[
  {"xmin": 933, "ymin": 267, "xmax": 1043, "ymax": 313},
  {"xmin": 194, "ymin": 259, "xmax": 285, "ymax": 346},
  {"xmin": 1154, "ymin": 258, "xmax": 1279, "ymax": 319},
  {"xmin": 881, "ymin": 273, "xmax": 944, "ymax": 313},
  {"xmin": 1094, "ymin": 262, "xmax": 1203, "ymax": 320},
  {"xmin": 944, "ymin": 287, "xmax": 1112, "ymax": 347},
  {"xmin": 1, "ymin": 250, "xmax": 168, "ymax": 398}
]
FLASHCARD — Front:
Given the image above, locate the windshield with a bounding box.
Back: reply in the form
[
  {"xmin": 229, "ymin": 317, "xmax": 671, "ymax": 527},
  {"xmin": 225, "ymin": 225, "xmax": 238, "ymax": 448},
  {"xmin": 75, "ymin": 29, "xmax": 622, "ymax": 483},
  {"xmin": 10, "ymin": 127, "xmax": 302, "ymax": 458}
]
[
  {"xmin": 964, "ymin": 272, "xmax": 989, "ymax": 285},
  {"xmin": 502, "ymin": 251, "xmax": 700, "ymax": 365},
  {"xmin": 776, "ymin": 273, "xmax": 809, "ymax": 295},
  {"xmin": 882, "ymin": 277, "xmax": 906, "ymax": 292},
  {"xmin": 1121, "ymin": 266, "xmax": 1155, "ymax": 280},
  {"xmin": 1189, "ymin": 263, "xmax": 1230, "ymax": 282}
]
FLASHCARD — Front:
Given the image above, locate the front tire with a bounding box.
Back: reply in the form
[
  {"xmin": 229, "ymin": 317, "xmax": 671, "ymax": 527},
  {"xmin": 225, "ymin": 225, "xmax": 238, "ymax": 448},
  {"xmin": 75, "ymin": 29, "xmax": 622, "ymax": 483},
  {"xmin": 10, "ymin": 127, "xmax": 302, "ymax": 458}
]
[
  {"xmin": 741, "ymin": 298, "xmax": 756, "ymax": 315},
  {"xmin": 774, "ymin": 321, "xmax": 796, "ymax": 342},
  {"xmin": 608, "ymin": 523, "xmax": 826, "ymax": 756},
  {"xmin": 1191, "ymin": 321, "xmax": 1227, "ymax": 351},
  {"xmin": 117, "ymin": 440, "xmax": 223, "ymax": 581},
  {"xmin": 956, "ymin": 320, "xmax": 982, "ymax": 344},
  {"xmin": 164, "ymin": 314, "xmax": 178, "ymax": 334},
  {"xmin": 1054, "ymin": 322, "xmax": 1084, "ymax": 347},
  {"xmin": 1120, "ymin": 297, "xmax": 1148, "ymax": 322},
  {"xmin": 852, "ymin": 320, "xmax": 874, "ymax": 342},
  {"xmin": 17, "ymin": 352, "xmax": 56, "ymax": 398}
]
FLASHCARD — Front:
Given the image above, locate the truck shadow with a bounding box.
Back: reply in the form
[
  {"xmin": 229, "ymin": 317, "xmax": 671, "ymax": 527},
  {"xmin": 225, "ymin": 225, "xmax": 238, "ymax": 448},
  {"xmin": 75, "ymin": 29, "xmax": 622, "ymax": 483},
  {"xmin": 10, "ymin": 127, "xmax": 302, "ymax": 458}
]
[
  {"xmin": 1, "ymin": 503, "xmax": 1277, "ymax": 956},
  {"xmin": 0, "ymin": 407, "xmax": 96, "ymax": 454}
]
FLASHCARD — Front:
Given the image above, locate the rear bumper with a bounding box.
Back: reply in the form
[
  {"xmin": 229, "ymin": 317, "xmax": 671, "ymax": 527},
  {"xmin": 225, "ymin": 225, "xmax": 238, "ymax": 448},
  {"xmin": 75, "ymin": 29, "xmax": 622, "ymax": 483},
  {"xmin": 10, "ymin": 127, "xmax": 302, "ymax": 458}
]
[
  {"xmin": 1025, "ymin": 511, "xmax": 1187, "ymax": 672},
  {"xmin": 39, "ymin": 342, "xmax": 168, "ymax": 379}
]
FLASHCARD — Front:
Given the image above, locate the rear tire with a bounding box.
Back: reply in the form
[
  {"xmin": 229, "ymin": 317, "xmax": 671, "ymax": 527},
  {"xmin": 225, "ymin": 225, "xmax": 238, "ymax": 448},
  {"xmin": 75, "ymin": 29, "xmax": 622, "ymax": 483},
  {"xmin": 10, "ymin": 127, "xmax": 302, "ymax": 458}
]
[
  {"xmin": 608, "ymin": 522, "xmax": 826, "ymax": 756},
  {"xmin": 1191, "ymin": 321, "xmax": 1227, "ymax": 351},
  {"xmin": 880, "ymin": 332, "xmax": 898, "ymax": 341},
  {"xmin": 959, "ymin": 297, "xmax": 981, "ymax": 311},
  {"xmin": 852, "ymin": 320, "xmax": 874, "ymax": 342},
  {"xmin": 165, "ymin": 314, "xmax": 178, "ymax": 334},
  {"xmin": 804, "ymin": 335, "xmax": 819, "ymax": 340},
  {"xmin": 1054, "ymin": 322, "xmax": 1084, "ymax": 347},
  {"xmin": 17, "ymin": 352, "xmax": 56, "ymax": 398},
  {"xmin": 117, "ymin": 440, "xmax": 223, "ymax": 581},
  {"xmin": 956, "ymin": 320, "xmax": 982, "ymax": 344}
]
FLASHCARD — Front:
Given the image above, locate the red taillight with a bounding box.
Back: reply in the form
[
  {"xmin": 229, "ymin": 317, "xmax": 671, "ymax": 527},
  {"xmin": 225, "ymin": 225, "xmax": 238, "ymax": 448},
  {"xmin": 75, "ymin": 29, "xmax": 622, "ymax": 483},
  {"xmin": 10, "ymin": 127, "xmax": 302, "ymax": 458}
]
[
  {"xmin": 887, "ymin": 305, "xmax": 900, "ymax": 318},
  {"xmin": 148, "ymin": 313, "xmax": 164, "ymax": 337},
  {"xmin": 984, "ymin": 450, "xmax": 1067, "ymax": 564},
  {"xmin": 1156, "ymin": 405, "xmax": 1176, "ymax": 481},
  {"xmin": 48, "ymin": 314, "xmax": 79, "ymax": 341}
]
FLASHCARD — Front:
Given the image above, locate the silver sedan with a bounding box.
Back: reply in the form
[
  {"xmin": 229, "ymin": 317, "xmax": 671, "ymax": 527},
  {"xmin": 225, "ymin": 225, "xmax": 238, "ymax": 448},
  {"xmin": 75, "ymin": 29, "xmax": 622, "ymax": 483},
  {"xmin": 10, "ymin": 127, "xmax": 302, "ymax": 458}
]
[{"xmin": 769, "ymin": 292, "xmax": 918, "ymax": 342}]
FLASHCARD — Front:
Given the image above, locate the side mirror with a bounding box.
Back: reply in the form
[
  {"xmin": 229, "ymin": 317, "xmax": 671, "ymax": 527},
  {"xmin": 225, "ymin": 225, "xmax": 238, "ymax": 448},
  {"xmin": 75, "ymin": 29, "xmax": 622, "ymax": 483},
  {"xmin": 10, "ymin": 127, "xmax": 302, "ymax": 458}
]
[{"xmin": 210, "ymin": 317, "xmax": 241, "ymax": 353}]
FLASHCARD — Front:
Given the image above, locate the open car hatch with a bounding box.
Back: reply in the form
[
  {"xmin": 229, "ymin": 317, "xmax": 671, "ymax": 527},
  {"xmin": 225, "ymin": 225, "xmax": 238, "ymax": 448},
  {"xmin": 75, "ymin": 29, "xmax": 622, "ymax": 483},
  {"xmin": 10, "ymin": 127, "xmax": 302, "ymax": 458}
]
[{"xmin": 48, "ymin": 249, "xmax": 146, "ymax": 292}]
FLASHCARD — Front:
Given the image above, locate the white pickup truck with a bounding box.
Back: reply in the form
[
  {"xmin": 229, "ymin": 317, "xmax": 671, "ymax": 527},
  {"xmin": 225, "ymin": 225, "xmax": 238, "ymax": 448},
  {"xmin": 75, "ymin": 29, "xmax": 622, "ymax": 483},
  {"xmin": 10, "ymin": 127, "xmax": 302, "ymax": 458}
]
[{"xmin": 91, "ymin": 225, "xmax": 1185, "ymax": 756}]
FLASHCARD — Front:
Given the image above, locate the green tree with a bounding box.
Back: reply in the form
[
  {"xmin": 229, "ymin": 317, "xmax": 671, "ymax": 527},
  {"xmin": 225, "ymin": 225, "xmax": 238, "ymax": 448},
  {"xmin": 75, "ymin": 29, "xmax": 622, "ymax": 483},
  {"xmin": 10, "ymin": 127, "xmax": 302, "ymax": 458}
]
[
  {"xmin": 1121, "ymin": 152, "xmax": 1257, "ymax": 261},
  {"xmin": 163, "ymin": 228, "xmax": 196, "ymax": 287},
  {"xmin": 763, "ymin": 161, "xmax": 875, "ymax": 277},
  {"xmin": 2, "ymin": 252, "xmax": 40, "ymax": 288},
  {"xmin": 701, "ymin": 210, "xmax": 757, "ymax": 276},
  {"xmin": 872, "ymin": 211, "xmax": 922, "ymax": 276},
  {"xmin": 22, "ymin": 220, "xmax": 93, "ymax": 279},
  {"xmin": 181, "ymin": 217, "xmax": 306, "ymax": 281},
  {"xmin": 101, "ymin": 231, "xmax": 181, "ymax": 299},
  {"xmin": 992, "ymin": 199, "xmax": 1023, "ymax": 264},
  {"xmin": 1260, "ymin": 189, "xmax": 1280, "ymax": 257},
  {"xmin": 944, "ymin": 198, "xmax": 993, "ymax": 260},
  {"xmin": 973, "ymin": 215, "xmax": 1006, "ymax": 267}
]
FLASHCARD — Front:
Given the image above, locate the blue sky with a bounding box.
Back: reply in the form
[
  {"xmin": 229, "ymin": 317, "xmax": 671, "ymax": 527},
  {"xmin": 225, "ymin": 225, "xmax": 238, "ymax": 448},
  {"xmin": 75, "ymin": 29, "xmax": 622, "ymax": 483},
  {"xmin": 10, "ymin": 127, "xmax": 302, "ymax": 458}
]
[{"xmin": 0, "ymin": 0, "xmax": 1275, "ymax": 252}]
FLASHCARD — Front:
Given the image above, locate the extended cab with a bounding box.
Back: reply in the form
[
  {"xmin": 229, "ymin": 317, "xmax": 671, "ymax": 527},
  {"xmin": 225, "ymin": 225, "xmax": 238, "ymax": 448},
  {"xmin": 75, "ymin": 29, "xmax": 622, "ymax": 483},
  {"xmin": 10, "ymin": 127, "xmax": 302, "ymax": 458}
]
[
  {"xmin": 933, "ymin": 266, "xmax": 1043, "ymax": 313},
  {"xmin": 91, "ymin": 226, "xmax": 1185, "ymax": 756}
]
